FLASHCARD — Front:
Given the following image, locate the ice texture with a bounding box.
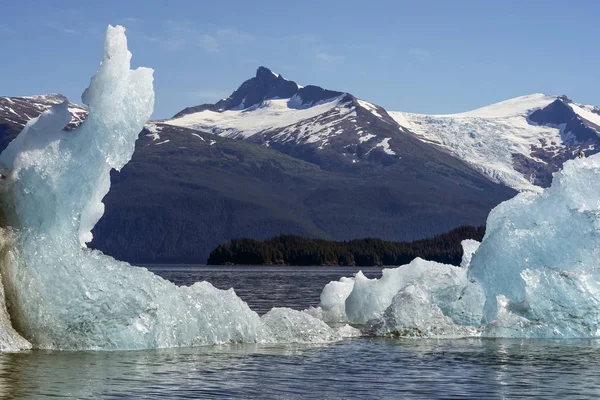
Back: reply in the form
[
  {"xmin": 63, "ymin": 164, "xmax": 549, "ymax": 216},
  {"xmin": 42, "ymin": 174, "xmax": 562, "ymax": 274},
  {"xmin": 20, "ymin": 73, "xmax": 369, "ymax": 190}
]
[
  {"xmin": 312, "ymin": 276, "xmax": 355, "ymax": 323},
  {"xmin": 460, "ymin": 239, "xmax": 480, "ymax": 268},
  {"xmin": 468, "ymin": 154, "xmax": 600, "ymax": 326},
  {"xmin": 344, "ymin": 258, "xmax": 484, "ymax": 326},
  {"xmin": 0, "ymin": 229, "xmax": 31, "ymax": 351},
  {"xmin": 0, "ymin": 26, "xmax": 335, "ymax": 350},
  {"xmin": 2, "ymin": 24, "xmax": 600, "ymax": 350},
  {"xmin": 365, "ymin": 283, "xmax": 480, "ymax": 338},
  {"xmin": 315, "ymin": 154, "xmax": 600, "ymax": 338},
  {"xmin": 315, "ymin": 257, "xmax": 485, "ymax": 334},
  {"xmin": 261, "ymin": 308, "xmax": 340, "ymax": 343}
]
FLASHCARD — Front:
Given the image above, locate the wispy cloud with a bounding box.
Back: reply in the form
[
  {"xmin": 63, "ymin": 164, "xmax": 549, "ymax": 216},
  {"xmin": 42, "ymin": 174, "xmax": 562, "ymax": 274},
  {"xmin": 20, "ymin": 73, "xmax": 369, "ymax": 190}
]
[
  {"xmin": 122, "ymin": 17, "xmax": 142, "ymax": 23},
  {"xmin": 315, "ymin": 52, "xmax": 345, "ymax": 64},
  {"xmin": 140, "ymin": 34, "xmax": 187, "ymax": 51},
  {"xmin": 145, "ymin": 21, "xmax": 254, "ymax": 53},
  {"xmin": 196, "ymin": 34, "xmax": 220, "ymax": 52},
  {"xmin": 194, "ymin": 28, "xmax": 253, "ymax": 52},
  {"xmin": 407, "ymin": 48, "xmax": 431, "ymax": 61},
  {"xmin": 44, "ymin": 22, "xmax": 80, "ymax": 35},
  {"xmin": 284, "ymin": 34, "xmax": 320, "ymax": 44},
  {"xmin": 187, "ymin": 90, "xmax": 230, "ymax": 101},
  {"xmin": 0, "ymin": 24, "xmax": 14, "ymax": 34}
]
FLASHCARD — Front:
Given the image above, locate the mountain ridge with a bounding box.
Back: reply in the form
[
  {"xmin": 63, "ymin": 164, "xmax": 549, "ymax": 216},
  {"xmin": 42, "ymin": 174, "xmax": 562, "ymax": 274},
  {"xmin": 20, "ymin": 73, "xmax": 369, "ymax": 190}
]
[
  {"xmin": 172, "ymin": 66, "xmax": 344, "ymax": 119},
  {"xmin": 164, "ymin": 68, "xmax": 600, "ymax": 192},
  {"xmin": 0, "ymin": 85, "xmax": 516, "ymax": 263},
  {"xmin": 389, "ymin": 93, "xmax": 600, "ymax": 190}
]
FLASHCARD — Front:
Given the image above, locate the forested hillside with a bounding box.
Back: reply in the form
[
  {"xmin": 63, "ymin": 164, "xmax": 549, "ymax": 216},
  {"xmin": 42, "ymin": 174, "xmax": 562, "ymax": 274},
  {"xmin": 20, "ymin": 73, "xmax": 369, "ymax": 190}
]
[{"xmin": 207, "ymin": 225, "xmax": 485, "ymax": 266}]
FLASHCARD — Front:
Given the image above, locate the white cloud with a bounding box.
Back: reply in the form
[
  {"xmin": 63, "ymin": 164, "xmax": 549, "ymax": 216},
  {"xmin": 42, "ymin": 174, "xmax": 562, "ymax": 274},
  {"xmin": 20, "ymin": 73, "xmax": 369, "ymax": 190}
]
[{"xmin": 315, "ymin": 52, "xmax": 345, "ymax": 64}]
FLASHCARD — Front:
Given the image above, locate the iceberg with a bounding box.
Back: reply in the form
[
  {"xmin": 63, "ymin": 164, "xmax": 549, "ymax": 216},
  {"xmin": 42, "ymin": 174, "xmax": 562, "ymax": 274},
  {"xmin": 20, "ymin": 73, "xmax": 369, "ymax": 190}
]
[
  {"xmin": 1, "ymin": 24, "xmax": 600, "ymax": 351},
  {"xmin": 0, "ymin": 26, "xmax": 337, "ymax": 350},
  {"xmin": 314, "ymin": 154, "xmax": 600, "ymax": 338},
  {"xmin": 312, "ymin": 255, "xmax": 485, "ymax": 336},
  {"xmin": 467, "ymin": 156, "xmax": 600, "ymax": 326}
]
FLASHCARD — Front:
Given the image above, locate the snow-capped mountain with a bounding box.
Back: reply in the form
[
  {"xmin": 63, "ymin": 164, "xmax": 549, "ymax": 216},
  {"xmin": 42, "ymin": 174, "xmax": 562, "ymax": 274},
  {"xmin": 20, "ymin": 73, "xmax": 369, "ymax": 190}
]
[
  {"xmin": 0, "ymin": 94, "xmax": 173, "ymax": 150},
  {"xmin": 0, "ymin": 90, "xmax": 516, "ymax": 263},
  {"xmin": 390, "ymin": 94, "xmax": 600, "ymax": 191},
  {"xmin": 164, "ymin": 67, "xmax": 406, "ymax": 166},
  {"xmin": 166, "ymin": 68, "xmax": 600, "ymax": 192},
  {"xmin": 2, "ymin": 70, "xmax": 598, "ymax": 263}
]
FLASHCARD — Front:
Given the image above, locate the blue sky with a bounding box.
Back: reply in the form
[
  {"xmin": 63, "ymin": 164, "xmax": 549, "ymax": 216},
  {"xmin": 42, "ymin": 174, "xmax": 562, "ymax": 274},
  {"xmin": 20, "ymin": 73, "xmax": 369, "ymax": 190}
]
[{"xmin": 1, "ymin": 0, "xmax": 599, "ymax": 119}]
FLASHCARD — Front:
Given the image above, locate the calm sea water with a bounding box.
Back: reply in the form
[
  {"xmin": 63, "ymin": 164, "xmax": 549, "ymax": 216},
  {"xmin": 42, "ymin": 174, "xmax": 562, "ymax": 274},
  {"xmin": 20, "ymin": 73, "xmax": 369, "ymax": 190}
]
[{"xmin": 1, "ymin": 265, "xmax": 599, "ymax": 399}]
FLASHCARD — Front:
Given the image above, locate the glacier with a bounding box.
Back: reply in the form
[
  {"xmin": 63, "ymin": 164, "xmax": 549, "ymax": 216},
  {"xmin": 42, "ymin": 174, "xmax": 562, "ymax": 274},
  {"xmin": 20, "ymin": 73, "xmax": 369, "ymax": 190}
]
[{"xmin": 1, "ymin": 25, "xmax": 600, "ymax": 352}]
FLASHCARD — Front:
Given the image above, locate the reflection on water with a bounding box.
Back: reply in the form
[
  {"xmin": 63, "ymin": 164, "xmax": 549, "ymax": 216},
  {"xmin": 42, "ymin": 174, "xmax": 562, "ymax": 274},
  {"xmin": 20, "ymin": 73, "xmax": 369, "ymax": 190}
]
[
  {"xmin": 1, "ymin": 339, "xmax": 600, "ymax": 399},
  {"xmin": 1, "ymin": 266, "xmax": 600, "ymax": 399},
  {"xmin": 147, "ymin": 265, "xmax": 384, "ymax": 315}
]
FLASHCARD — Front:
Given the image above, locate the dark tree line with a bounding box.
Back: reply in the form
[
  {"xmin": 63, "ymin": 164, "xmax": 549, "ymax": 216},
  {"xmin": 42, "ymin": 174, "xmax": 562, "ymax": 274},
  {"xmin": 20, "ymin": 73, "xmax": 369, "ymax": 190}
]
[{"xmin": 207, "ymin": 225, "xmax": 485, "ymax": 266}]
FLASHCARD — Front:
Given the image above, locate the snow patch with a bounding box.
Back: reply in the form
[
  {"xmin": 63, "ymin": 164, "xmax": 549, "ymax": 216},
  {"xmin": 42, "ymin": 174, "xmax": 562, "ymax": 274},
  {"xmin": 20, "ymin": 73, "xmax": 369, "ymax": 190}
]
[
  {"xmin": 357, "ymin": 99, "xmax": 384, "ymax": 119},
  {"xmin": 166, "ymin": 96, "xmax": 346, "ymax": 140},
  {"xmin": 358, "ymin": 133, "xmax": 376, "ymax": 143},
  {"xmin": 441, "ymin": 94, "xmax": 557, "ymax": 119},
  {"xmin": 569, "ymin": 102, "xmax": 600, "ymax": 128},
  {"xmin": 367, "ymin": 138, "xmax": 396, "ymax": 155},
  {"xmin": 389, "ymin": 94, "xmax": 590, "ymax": 192},
  {"xmin": 145, "ymin": 123, "xmax": 162, "ymax": 141}
]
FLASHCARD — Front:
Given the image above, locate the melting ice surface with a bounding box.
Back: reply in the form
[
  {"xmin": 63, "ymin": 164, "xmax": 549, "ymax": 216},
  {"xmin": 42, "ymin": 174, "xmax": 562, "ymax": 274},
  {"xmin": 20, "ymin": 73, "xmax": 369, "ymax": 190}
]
[{"xmin": 1, "ymin": 25, "xmax": 600, "ymax": 352}]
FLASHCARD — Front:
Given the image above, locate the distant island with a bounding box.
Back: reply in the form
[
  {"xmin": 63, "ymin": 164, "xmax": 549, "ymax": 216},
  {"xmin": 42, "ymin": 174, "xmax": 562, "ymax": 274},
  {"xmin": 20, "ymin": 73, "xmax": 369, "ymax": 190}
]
[{"xmin": 207, "ymin": 225, "xmax": 484, "ymax": 266}]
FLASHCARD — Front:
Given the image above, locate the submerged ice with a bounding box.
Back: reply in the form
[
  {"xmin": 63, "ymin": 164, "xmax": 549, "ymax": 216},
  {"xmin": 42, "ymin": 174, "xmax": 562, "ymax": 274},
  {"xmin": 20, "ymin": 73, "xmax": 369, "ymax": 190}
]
[{"xmin": 1, "ymin": 26, "xmax": 600, "ymax": 351}]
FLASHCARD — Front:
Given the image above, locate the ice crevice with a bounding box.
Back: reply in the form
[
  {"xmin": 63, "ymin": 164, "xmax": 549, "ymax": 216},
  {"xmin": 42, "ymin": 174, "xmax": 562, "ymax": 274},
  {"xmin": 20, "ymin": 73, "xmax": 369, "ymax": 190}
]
[{"xmin": 0, "ymin": 26, "xmax": 600, "ymax": 351}]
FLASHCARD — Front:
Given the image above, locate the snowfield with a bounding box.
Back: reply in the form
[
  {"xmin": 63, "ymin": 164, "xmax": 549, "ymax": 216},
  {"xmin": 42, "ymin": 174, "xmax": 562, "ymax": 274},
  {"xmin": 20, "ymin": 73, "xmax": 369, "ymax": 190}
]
[
  {"xmin": 389, "ymin": 94, "xmax": 600, "ymax": 192},
  {"xmin": 165, "ymin": 95, "xmax": 352, "ymax": 142}
]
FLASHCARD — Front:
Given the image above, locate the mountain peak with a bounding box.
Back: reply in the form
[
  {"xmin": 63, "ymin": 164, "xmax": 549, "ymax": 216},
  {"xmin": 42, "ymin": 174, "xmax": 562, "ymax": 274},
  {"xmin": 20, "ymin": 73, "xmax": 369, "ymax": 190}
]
[
  {"xmin": 256, "ymin": 66, "xmax": 281, "ymax": 80},
  {"xmin": 556, "ymin": 94, "xmax": 572, "ymax": 103},
  {"xmin": 172, "ymin": 67, "xmax": 350, "ymax": 119}
]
